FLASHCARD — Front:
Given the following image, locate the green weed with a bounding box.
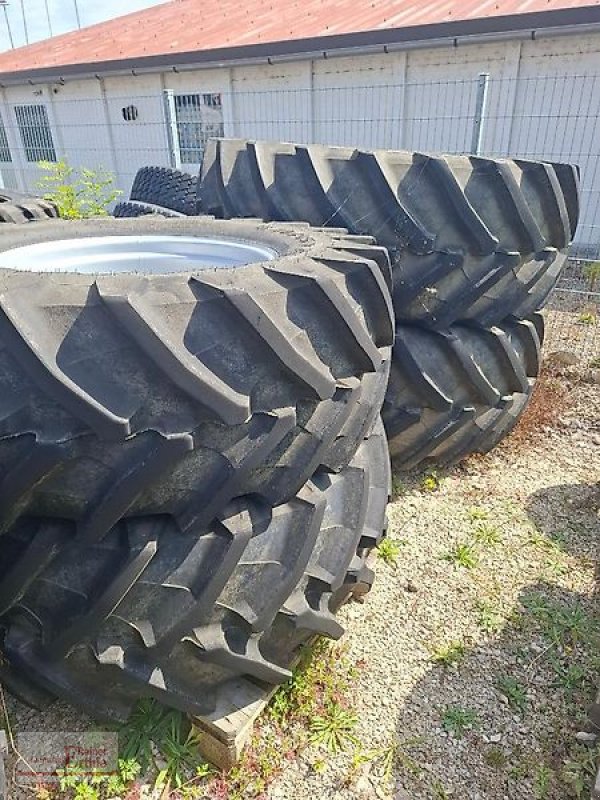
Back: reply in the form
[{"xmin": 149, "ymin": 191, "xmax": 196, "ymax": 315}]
[
  {"xmin": 561, "ymin": 744, "xmax": 600, "ymax": 798},
  {"xmin": 392, "ymin": 473, "xmax": 407, "ymax": 498},
  {"xmin": 56, "ymin": 759, "xmax": 142, "ymax": 800},
  {"xmin": 522, "ymin": 594, "xmax": 596, "ymax": 648},
  {"xmin": 154, "ymin": 716, "xmax": 205, "ymax": 790},
  {"xmin": 441, "ymin": 706, "xmax": 478, "ymax": 738},
  {"xmin": 496, "ymin": 675, "xmax": 528, "ymax": 714},
  {"xmin": 549, "ymin": 660, "xmax": 589, "ymax": 700},
  {"xmin": 269, "ymin": 639, "xmax": 358, "ymax": 724},
  {"xmin": 467, "ymin": 506, "xmax": 489, "ymax": 521},
  {"xmin": 376, "ymin": 537, "xmax": 404, "ymax": 567},
  {"xmin": 534, "ymin": 764, "xmax": 554, "ymax": 799},
  {"xmin": 380, "ymin": 739, "xmax": 424, "ymax": 780},
  {"xmin": 577, "ymin": 311, "xmax": 597, "ymax": 325},
  {"xmin": 309, "ymin": 702, "xmax": 359, "ymax": 753},
  {"xmin": 583, "ymin": 261, "xmax": 600, "ymax": 290},
  {"xmin": 484, "ymin": 747, "xmax": 507, "ymax": 768},
  {"xmin": 443, "ymin": 542, "xmax": 478, "ymax": 569},
  {"xmin": 475, "ymin": 600, "xmax": 504, "ymax": 634},
  {"xmin": 421, "ymin": 469, "xmax": 441, "ymax": 492},
  {"xmin": 431, "ymin": 641, "xmax": 466, "ymax": 667},
  {"xmin": 472, "ymin": 523, "xmax": 502, "ymax": 546},
  {"xmin": 432, "ymin": 779, "xmax": 451, "ymax": 798},
  {"xmin": 528, "ymin": 529, "xmax": 567, "ymax": 552},
  {"xmin": 311, "ymin": 757, "xmax": 327, "ymax": 773}
]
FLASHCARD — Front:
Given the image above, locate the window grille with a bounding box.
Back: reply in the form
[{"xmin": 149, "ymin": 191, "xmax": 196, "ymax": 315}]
[
  {"xmin": 14, "ymin": 104, "xmax": 57, "ymax": 162},
  {"xmin": 174, "ymin": 93, "xmax": 224, "ymax": 164},
  {"xmin": 0, "ymin": 113, "xmax": 11, "ymax": 162}
]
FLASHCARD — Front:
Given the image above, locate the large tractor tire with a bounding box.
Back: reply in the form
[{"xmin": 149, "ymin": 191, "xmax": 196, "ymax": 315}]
[
  {"xmin": 130, "ymin": 166, "xmax": 198, "ymax": 216},
  {"xmin": 0, "ymin": 217, "xmax": 392, "ymax": 534},
  {"xmin": 382, "ymin": 314, "xmax": 543, "ymax": 469},
  {"xmin": 113, "ymin": 200, "xmax": 186, "ymax": 218},
  {"xmin": 0, "ymin": 420, "xmax": 390, "ymax": 720},
  {"xmin": 200, "ymin": 138, "xmax": 579, "ymax": 328},
  {"xmin": 0, "ymin": 189, "xmax": 58, "ymax": 224}
]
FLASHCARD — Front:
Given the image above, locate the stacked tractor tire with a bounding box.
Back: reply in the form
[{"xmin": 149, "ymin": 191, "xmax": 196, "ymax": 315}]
[
  {"xmin": 0, "ymin": 188, "xmax": 58, "ymax": 224},
  {"xmin": 0, "ymin": 216, "xmax": 393, "ymax": 721},
  {"xmin": 0, "ymin": 141, "xmax": 579, "ymax": 725},
  {"xmin": 198, "ymin": 140, "xmax": 579, "ymax": 469}
]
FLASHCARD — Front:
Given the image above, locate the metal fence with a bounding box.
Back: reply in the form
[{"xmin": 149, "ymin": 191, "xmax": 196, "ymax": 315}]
[
  {"xmin": 0, "ymin": 70, "xmax": 598, "ymax": 361},
  {"xmin": 544, "ymin": 260, "xmax": 599, "ymax": 365}
]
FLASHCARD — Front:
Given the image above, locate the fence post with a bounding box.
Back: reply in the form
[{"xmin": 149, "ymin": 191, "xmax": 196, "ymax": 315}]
[
  {"xmin": 162, "ymin": 89, "xmax": 181, "ymax": 170},
  {"xmin": 471, "ymin": 72, "xmax": 490, "ymax": 156}
]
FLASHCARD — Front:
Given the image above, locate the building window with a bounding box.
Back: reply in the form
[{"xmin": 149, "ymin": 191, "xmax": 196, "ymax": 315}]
[
  {"xmin": 122, "ymin": 104, "xmax": 139, "ymax": 121},
  {"xmin": 174, "ymin": 93, "xmax": 224, "ymax": 164},
  {"xmin": 0, "ymin": 113, "xmax": 11, "ymax": 162},
  {"xmin": 14, "ymin": 104, "xmax": 57, "ymax": 162}
]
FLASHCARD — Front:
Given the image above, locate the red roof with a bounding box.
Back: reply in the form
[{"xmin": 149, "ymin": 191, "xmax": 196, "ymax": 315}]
[{"xmin": 0, "ymin": 0, "xmax": 597, "ymax": 79}]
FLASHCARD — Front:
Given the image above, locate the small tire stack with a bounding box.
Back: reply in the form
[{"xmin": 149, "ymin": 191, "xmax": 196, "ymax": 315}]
[
  {"xmin": 0, "ymin": 216, "xmax": 393, "ymax": 720},
  {"xmin": 0, "ymin": 189, "xmax": 59, "ymax": 224},
  {"xmin": 199, "ymin": 138, "xmax": 580, "ymax": 469},
  {"xmin": 113, "ymin": 166, "xmax": 198, "ymax": 218}
]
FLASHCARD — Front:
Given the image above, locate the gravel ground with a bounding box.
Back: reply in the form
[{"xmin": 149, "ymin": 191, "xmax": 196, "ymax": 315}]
[
  {"xmin": 267, "ymin": 369, "xmax": 599, "ymax": 800},
  {"xmin": 1, "ymin": 365, "xmax": 599, "ymax": 800},
  {"xmin": 544, "ymin": 298, "xmax": 599, "ymax": 364}
]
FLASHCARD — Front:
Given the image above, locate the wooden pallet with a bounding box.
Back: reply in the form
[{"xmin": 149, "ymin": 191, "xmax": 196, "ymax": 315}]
[
  {"xmin": 192, "ymin": 674, "xmax": 283, "ymax": 770},
  {"xmin": 191, "ymin": 629, "xmax": 328, "ymax": 769},
  {"xmin": 190, "ymin": 583, "xmax": 369, "ymax": 769}
]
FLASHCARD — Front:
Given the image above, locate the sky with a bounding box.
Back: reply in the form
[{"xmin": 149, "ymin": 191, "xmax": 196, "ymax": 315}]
[{"xmin": 0, "ymin": 0, "xmax": 169, "ymax": 52}]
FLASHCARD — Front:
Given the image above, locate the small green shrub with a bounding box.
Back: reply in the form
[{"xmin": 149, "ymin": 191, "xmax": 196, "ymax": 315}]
[{"xmin": 37, "ymin": 158, "xmax": 121, "ymax": 218}]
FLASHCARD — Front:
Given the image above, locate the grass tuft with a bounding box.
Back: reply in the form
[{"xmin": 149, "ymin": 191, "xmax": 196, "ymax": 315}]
[
  {"xmin": 309, "ymin": 702, "xmax": 359, "ymax": 753},
  {"xmin": 431, "ymin": 641, "xmax": 466, "ymax": 667},
  {"xmin": 376, "ymin": 537, "xmax": 405, "ymax": 567},
  {"xmin": 496, "ymin": 675, "xmax": 528, "ymax": 714},
  {"xmin": 441, "ymin": 706, "xmax": 479, "ymax": 738},
  {"xmin": 472, "ymin": 523, "xmax": 502, "ymax": 546},
  {"xmin": 443, "ymin": 542, "xmax": 478, "ymax": 569}
]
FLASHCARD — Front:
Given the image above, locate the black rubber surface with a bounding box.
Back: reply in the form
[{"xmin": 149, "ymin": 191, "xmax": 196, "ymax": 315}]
[
  {"xmin": 0, "ymin": 216, "xmax": 392, "ymax": 533},
  {"xmin": 113, "ymin": 200, "xmax": 185, "ymax": 218},
  {"xmin": 0, "ymin": 420, "xmax": 390, "ymax": 720},
  {"xmin": 130, "ymin": 166, "xmax": 198, "ymax": 216},
  {"xmin": 0, "ymin": 190, "xmax": 58, "ymax": 224},
  {"xmin": 382, "ymin": 315, "xmax": 543, "ymax": 469},
  {"xmin": 200, "ymin": 138, "xmax": 579, "ymax": 327}
]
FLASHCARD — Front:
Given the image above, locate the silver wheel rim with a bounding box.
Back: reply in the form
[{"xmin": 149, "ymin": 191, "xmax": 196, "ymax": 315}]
[{"xmin": 0, "ymin": 235, "xmax": 277, "ymax": 274}]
